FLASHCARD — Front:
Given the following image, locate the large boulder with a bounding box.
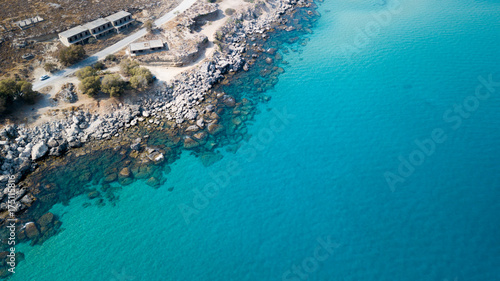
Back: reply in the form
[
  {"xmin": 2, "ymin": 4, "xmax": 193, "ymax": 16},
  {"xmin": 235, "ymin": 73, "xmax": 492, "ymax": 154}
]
[
  {"xmin": 193, "ymin": 132, "xmax": 207, "ymax": 140},
  {"xmin": 130, "ymin": 138, "xmax": 142, "ymax": 151},
  {"xmin": 37, "ymin": 212, "xmax": 55, "ymax": 228},
  {"xmin": 25, "ymin": 222, "xmax": 40, "ymax": 239},
  {"xmin": 31, "ymin": 142, "xmax": 48, "ymax": 160},
  {"xmin": 119, "ymin": 167, "xmax": 131, "ymax": 178},
  {"xmin": 146, "ymin": 177, "xmax": 161, "ymax": 188},
  {"xmin": 222, "ymin": 95, "xmax": 236, "ymax": 107},
  {"xmin": 183, "ymin": 137, "xmax": 200, "ymax": 149},
  {"xmin": 47, "ymin": 138, "xmax": 59, "ymax": 148},
  {"xmin": 208, "ymin": 123, "xmax": 224, "ymax": 135}
]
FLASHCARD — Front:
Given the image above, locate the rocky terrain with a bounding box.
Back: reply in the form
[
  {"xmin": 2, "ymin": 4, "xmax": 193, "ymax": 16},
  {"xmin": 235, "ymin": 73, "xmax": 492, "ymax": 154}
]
[
  {"xmin": 136, "ymin": 1, "xmax": 219, "ymax": 67},
  {"xmin": 0, "ymin": 0, "xmax": 319, "ymax": 277}
]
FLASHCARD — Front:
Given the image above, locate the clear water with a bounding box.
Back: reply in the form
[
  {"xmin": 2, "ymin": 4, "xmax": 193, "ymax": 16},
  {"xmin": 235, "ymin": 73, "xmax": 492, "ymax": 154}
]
[{"xmin": 12, "ymin": 0, "xmax": 500, "ymax": 280}]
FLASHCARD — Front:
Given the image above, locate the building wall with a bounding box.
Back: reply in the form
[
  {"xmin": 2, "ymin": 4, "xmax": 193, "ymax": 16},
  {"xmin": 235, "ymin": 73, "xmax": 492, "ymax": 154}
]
[
  {"xmin": 59, "ymin": 35, "xmax": 71, "ymax": 47},
  {"xmin": 59, "ymin": 14, "xmax": 133, "ymax": 46}
]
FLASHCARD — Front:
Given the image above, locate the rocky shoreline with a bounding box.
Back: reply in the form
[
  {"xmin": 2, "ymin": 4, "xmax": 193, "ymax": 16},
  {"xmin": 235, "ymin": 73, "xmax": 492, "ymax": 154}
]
[{"xmin": 0, "ymin": 0, "xmax": 319, "ymax": 277}]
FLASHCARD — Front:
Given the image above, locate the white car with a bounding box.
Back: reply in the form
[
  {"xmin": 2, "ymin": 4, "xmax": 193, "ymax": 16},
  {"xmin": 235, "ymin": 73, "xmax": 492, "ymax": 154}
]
[{"xmin": 40, "ymin": 75, "xmax": 50, "ymax": 81}]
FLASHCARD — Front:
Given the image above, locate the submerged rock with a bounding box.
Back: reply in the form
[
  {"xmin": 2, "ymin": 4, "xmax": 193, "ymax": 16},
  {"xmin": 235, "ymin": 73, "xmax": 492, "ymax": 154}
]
[
  {"xmin": 200, "ymin": 152, "xmax": 223, "ymax": 167},
  {"xmin": 25, "ymin": 222, "xmax": 40, "ymax": 239},
  {"xmin": 119, "ymin": 167, "xmax": 131, "ymax": 178},
  {"xmin": 183, "ymin": 137, "xmax": 200, "ymax": 149},
  {"xmin": 146, "ymin": 177, "xmax": 161, "ymax": 188},
  {"xmin": 208, "ymin": 123, "xmax": 224, "ymax": 135},
  {"xmin": 37, "ymin": 212, "xmax": 55, "ymax": 228}
]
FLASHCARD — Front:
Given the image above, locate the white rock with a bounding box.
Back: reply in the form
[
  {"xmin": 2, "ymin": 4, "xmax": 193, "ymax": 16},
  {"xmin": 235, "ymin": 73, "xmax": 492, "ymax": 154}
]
[{"xmin": 31, "ymin": 142, "xmax": 48, "ymax": 160}]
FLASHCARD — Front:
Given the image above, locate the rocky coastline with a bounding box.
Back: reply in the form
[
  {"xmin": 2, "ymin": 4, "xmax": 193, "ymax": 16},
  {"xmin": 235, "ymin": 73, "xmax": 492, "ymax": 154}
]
[{"xmin": 0, "ymin": 0, "xmax": 320, "ymax": 277}]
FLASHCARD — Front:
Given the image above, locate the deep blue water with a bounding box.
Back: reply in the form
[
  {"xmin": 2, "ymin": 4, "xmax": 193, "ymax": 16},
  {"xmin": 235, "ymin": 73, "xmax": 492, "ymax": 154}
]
[{"xmin": 11, "ymin": 0, "xmax": 500, "ymax": 280}]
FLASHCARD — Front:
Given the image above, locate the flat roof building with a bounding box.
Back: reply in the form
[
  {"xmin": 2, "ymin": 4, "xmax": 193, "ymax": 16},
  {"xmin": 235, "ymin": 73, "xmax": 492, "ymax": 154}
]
[
  {"xmin": 59, "ymin": 25, "xmax": 92, "ymax": 47},
  {"xmin": 58, "ymin": 11, "xmax": 134, "ymax": 47},
  {"xmin": 129, "ymin": 40, "xmax": 165, "ymax": 56},
  {"xmin": 105, "ymin": 11, "xmax": 133, "ymax": 33},
  {"xmin": 83, "ymin": 18, "xmax": 113, "ymax": 38}
]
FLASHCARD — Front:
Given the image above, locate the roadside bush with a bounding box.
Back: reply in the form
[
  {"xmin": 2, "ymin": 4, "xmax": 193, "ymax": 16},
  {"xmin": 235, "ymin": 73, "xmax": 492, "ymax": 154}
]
[
  {"xmin": 144, "ymin": 20, "xmax": 154, "ymax": 33},
  {"xmin": 80, "ymin": 76, "xmax": 101, "ymax": 97},
  {"xmin": 93, "ymin": 61, "xmax": 105, "ymax": 70},
  {"xmin": 101, "ymin": 74, "xmax": 125, "ymax": 97},
  {"xmin": 225, "ymin": 8, "xmax": 236, "ymax": 16},
  {"xmin": 44, "ymin": 62, "xmax": 57, "ymax": 73},
  {"xmin": 76, "ymin": 66, "xmax": 97, "ymax": 80},
  {"xmin": 58, "ymin": 45, "xmax": 86, "ymax": 66},
  {"xmin": 105, "ymin": 54, "xmax": 118, "ymax": 62}
]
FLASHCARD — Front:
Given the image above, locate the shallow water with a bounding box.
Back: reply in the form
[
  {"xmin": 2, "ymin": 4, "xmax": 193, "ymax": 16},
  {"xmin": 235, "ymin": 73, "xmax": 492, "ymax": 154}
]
[{"xmin": 11, "ymin": 0, "xmax": 500, "ymax": 280}]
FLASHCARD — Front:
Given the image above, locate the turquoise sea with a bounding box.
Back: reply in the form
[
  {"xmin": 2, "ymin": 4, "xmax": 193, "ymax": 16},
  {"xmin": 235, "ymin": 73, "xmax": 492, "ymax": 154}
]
[{"xmin": 11, "ymin": 0, "xmax": 500, "ymax": 280}]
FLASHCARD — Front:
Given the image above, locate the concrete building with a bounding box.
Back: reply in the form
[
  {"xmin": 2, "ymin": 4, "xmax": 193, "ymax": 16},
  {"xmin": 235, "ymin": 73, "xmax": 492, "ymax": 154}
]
[
  {"xmin": 129, "ymin": 40, "xmax": 165, "ymax": 56},
  {"xmin": 106, "ymin": 11, "xmax": 134, "ymax": 33},
  {"xmin": 58, "ymin": 11, "xmax": 134, "ymax": 47},
  {"xmin": 59, "ymin": 25, "xmax": 92, "ymax": 46},
  {"xmin": 83, "ymin": 18, "xmax": 114, "ymax": 39}
]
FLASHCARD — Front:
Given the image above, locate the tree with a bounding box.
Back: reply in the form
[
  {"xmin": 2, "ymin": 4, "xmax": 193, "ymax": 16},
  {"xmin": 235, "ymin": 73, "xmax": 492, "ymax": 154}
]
[
  {"xmin": 0, "ymin": 79, "xmax": 38, "ymax": 112},
  {"xmin": 17, "ymin": 80, "xmax": 37, "ymax": 104},
  {"xmin": 144, "ymin": 20, "xmax": 154, "ymax": 33},
  {"xmin": 225, "ymin": 8, "xmax": 236, "ymax": 16},
  {"xmin": 105, "ymin": 54, "xmax": 117, "ymax": 62},
  {"xmin": 44, "ymin": 62, "xmax": 57, "ymax": 73},
  {"xmin": 80, "ymin": 76, "xmax": 101, "ymax": 97},
  {"xmin": 0, "ymin": 79, "xmax": 18, "ymax": 103},
  {"xmin": 93, "ymin": 61, "xmax": 105, "ymax": 70},
  {"xmin": 130, "ymin": 67, "xmax": 153, "ymax": 90},
  {"xmin": 131, "ymin": 67, "xmax": 153, "ymax": 81},
  {"xmin": 58, "ymin": 45, "xmax": 86, "ymax": 66},
  {"xmin": 120, "ymin": 59, "xmax": 139, "ymax": 76},
  {"xmin": 101, "ymin": 74, "xmax": 124, "ymax": 97},
  {"xmin": 76, "ymin": 66, "xmax": 97, "ymax": 80},
  {"xmin": 130, "ymin": 75, "xmax": 148, "ymax": 90}
]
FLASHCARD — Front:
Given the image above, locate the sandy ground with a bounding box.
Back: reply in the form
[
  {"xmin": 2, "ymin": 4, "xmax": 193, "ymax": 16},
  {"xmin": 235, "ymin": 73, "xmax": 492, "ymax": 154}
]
[{"xmin": 8, "ymin": 0, "xmax": 253, "ymax": 128}]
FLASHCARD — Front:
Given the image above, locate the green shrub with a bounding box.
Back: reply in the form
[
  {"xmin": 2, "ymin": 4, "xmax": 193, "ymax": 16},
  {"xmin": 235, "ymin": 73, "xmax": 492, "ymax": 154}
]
[
  {"xmin": 144, "ymin": 20, "xmax": 154, "ymax": 32},
  {"xmin": 119, "ymin": 59, "xmax": 140, "ymax": 76},
  {"xmin": 225, "ymin": 8, "xmax": 236, "ymax": 16},
  {"xmin": 44, "ymin": 62, "xmax": 57, "ymax": 73},
  {"xmin": 101, "ymin": 74, "xmax": 124, "ymax": 97},
  {"xmin": 58, "ymin": 45, "xmax": 85, "ymax": 66},
  {"xmin": 76, "ymin": 66, "xmax": 97, "ymax": 80},
  {"xmin": 93, "ymin": 61, "xmax": 105, "ymax": 70},
  {"xmin": 0, "ymin": 79, "xmax": 18, "ymax": 103},
  {"xmin": 0, "ymin": 79, "xmax": 38, "ymax": 113},
  {"xmin": 105, "ymin": 54, "xmax": 117, "ymax": 62},
  {"xmin": 17, "ymin": 80, "xmax": 37, "ymax": 104},
  {"xmin": 130, "ymin": 67, "xmax": 153, "ymax": 90},
  {"xmin": 80, "ymin": 76, "xmax": 101, "ymax": 96}
]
